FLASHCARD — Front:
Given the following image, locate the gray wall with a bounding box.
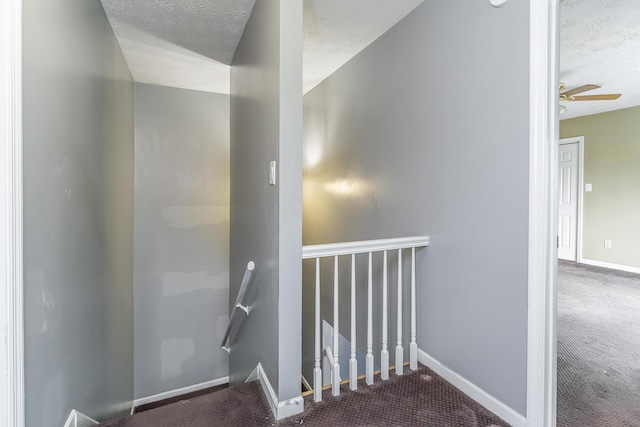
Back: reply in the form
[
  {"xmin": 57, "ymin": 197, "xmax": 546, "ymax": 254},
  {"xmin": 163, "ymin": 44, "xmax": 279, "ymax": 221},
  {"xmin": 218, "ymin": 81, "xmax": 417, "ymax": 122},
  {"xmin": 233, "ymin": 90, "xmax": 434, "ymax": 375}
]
[
  {"xmin": 23, "ymin": 0, "xmax": 134, "ymax": 425},
  {"xmin": 560, "ymin": 107, "xmax": 640, "ymax": 269},
  {"xmin": 230, "ymin": 0, "xmax": 303, "ymax": 402},
  {"xmin": 133, "ymin": 83, "xmax": 230, "ymax": 399},
  {"xmin": 302, "ymin": 0, "xmax": 529, "ymax": 416}
]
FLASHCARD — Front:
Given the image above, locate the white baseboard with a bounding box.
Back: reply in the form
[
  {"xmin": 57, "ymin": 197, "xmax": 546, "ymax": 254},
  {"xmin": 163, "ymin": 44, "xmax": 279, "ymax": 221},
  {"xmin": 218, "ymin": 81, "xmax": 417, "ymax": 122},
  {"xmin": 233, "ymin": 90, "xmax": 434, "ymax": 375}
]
[
  {"xmin": 134, "ymin": 376, "xmax": 229, "ymax": 408},
  {"xmin": 63, "ymin": 411, "xmax": 76, "ymax": 427},
  {"xmin": 251, "ymin": 363, "xmax": 304, "ymax": 420},
  {"xmin": 417, "ymin": 349, "xmax": 526, "ymax": 427},
  {"xmin": 246, "ymin": 364, "xmax": 259, "ymax": 382},
  {"xmin": 75, "ymin": 411, "xmax": 99, "ymax": 427},
  {"xmin": 579, "ymin": 258, "xmax": 640, "ymax": 275},
  {"xmin": 63, "ymin": 410, "xmax": 98, "ymax": 427}
]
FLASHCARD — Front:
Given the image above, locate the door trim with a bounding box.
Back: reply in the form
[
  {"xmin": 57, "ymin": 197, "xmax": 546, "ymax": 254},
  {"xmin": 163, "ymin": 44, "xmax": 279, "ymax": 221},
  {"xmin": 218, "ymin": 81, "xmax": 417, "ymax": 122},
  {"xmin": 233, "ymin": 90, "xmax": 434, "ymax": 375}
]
[
  {"xmin": 1, "ymin": 0, "xmax": 25, "ymax": 425},
  {"xmin": 559, "ymin": 137, "xmax": 584, "ymax": 263},
  {"xmin": 528, "ymin": 0, "xmax": 558, "ymax": 426}
]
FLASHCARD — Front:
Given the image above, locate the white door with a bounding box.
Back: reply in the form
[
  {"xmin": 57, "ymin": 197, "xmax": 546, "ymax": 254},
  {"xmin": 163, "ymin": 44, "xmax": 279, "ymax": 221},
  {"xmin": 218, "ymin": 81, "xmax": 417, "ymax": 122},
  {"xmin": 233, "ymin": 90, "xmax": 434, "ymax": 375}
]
[{"xmin": 558, "ymin": 141, "xmax": 579, "ymax": 261}]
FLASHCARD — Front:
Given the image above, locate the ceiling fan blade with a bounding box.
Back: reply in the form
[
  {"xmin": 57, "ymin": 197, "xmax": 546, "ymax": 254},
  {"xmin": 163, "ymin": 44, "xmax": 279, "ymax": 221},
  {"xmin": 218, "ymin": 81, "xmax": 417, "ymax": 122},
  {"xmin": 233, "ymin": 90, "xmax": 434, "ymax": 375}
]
[
  {"xmin": 571, "ymin": 94, "xmax": 621, "ymax": 101},
  {"xmin": 560, "ymin": 84, "xmax": 601, "ymax": 97}
]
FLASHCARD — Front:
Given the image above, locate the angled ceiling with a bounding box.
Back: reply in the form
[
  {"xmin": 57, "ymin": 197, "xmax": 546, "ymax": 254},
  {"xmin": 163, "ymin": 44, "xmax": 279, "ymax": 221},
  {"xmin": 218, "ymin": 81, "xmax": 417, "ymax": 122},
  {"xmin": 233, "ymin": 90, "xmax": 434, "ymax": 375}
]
[
  {"xmin": 303, "ymin": 0, "xmax": 424, "ymax": 93},
  {"xmin": 560, "ymin": 0, "xmax": 640, "ymax": 120},
  {"xmin": 101, "ymin": 0, "xmax": 424, "ymax": 95},
  {"xmin": 101, "ymin": 0, "xmax": 255, "ymax": 94}
]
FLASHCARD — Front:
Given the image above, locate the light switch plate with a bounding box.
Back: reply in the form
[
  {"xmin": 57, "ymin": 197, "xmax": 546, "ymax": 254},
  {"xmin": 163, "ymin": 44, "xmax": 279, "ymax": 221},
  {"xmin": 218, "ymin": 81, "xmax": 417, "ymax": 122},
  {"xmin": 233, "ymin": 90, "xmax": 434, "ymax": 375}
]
[
  {"xmin": 585, "ymin": 183, "xmax": 592, "ymax": 192},
  {"xmin": 269, "ymin": 161, "xmax": 276, "ymax": 186}
]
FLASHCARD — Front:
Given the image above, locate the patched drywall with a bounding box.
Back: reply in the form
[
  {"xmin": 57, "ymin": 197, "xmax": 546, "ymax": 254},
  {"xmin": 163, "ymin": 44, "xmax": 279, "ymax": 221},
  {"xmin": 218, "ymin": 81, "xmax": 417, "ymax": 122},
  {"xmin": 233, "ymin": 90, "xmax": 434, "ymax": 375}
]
[
  {"xmin": 229, "ymin": 0, "xmax": 303, "ymax": 404},
  {"xmin": 23, "ymin": 0, "xmax": 135, "ymax": 425},
  {"xmin": 134, "ymin": 83, "xmax": 230, "ymax": 399}
]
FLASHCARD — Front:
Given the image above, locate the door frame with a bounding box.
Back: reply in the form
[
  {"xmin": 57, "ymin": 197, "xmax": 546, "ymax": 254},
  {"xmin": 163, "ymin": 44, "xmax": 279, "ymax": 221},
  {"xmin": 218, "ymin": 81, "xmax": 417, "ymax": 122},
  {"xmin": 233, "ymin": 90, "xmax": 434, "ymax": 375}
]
[
  {"xmin": 527, "ymin": 0, "xmax": 558, "ymax": 426},
  {"xmin": 558, "ymin": 136, "xmax": 585, "ymax": 263},
  {"xmin": 1, "ymin": 0, "xmax": 25, "ymax": 426}
]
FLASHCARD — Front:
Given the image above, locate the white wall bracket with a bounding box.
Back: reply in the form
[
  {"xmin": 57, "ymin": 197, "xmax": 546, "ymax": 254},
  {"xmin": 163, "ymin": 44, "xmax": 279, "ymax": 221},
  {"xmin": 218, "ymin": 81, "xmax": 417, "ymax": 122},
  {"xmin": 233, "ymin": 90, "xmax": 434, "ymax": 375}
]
[
  {"xmin": 489, "ymin": 0, "xmax": 511, "ymax": 7},
  {"xmin": 236, "ymin": 303, "xmax": 250, "ymax": 315}
]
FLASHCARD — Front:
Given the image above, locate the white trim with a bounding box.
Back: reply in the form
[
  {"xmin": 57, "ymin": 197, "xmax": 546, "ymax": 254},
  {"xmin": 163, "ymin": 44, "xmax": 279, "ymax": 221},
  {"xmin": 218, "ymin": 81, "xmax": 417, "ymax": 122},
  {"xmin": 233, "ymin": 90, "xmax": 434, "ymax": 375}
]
[
  {"xmin": 577, "ymin": 137, "xmax": 585, "ymax": 264},
  {"xmin": 417, "ymin": 349, "xmax": 526, "ymax": 427},
  {"xmin": 133, "ymin": 376, "xmax": 229, "ymax": 407},
  {"xmin": 528, "ymin": 0, "xmax": 558, "ymax": 426},
  {"xmin": 255, "ymin": 364, "xmax": 277, "ymax": 417},
  {"xmin": 253, "ymin": 363, "xmax": 304, "ymax": 420},
  {"xmin": 1, "ymin": 0, "xmax": 24, "ymax": 426},
  {"xmin": 559, "ymin": 136, "xmax": 585, "ymax": 263},
  {"xmin": 63, "ymin": 410, "xmax": 99, "ymax": 427},
  {"xmin": 246, "ymin": 365, "xmax": 259, "ymax": 383},
  {"xmin": 63, "ymin": 411, "xmax": 76, "ymax": 427},
  {"xmin": 302, "ymin": 236, "xmax": 429, "ymax": 259},
  {"xmin": 579, "ymin": 258, "xmax": 640, "ymax": 275},
  {"xmin": 74, "ymin": 411, "xmax": 99, "ymax": 427}
]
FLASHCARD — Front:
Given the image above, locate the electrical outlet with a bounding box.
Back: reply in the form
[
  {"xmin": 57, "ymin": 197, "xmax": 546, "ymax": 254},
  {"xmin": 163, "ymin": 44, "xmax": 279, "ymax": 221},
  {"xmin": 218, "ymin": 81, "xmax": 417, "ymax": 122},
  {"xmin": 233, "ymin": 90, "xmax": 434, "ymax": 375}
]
[{"xmin": 604, "ymin": 240, "xmax": 612, "ymax": 249}]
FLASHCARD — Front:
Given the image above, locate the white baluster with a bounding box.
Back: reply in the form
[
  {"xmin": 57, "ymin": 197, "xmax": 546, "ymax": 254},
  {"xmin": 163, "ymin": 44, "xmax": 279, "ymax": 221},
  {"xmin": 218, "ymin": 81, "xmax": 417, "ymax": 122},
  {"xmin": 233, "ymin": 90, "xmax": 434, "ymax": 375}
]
[
  {"xmin": 332, "ymin": 256, "xmax": 340, "ymax": 396},
  {"xmin": 381, "ymin": 250, "xmax": 389, "ymax": 380},
  {"xmin": 366, "ymin": 251, "xmax": 374, "ymax": 385},
  {"xmin": 396, "ymin": 249, "xmax": 403, "ymax": 376},
  {"xmin": 349, "ymin": 254, "xmax": 357, "ymax": 390},
  {"xmin": 410, "ymin": 247, "xmax": 418, "ymax": 371},
  {"xmin": 313, "ymin": 257, "xmax": 322, "ymax": 401}
]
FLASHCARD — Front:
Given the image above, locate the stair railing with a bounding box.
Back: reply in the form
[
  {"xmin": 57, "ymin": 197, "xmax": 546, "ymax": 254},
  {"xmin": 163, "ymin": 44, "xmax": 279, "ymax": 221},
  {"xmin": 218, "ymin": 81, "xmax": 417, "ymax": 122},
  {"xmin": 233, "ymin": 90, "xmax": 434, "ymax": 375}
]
[
  {"xmin": 302, "ymin": 236, "xmax": 430, "ymax": 402},
  {"xmin": 220, "ymin": 261, "xmax": 255, "ymax": 353}
]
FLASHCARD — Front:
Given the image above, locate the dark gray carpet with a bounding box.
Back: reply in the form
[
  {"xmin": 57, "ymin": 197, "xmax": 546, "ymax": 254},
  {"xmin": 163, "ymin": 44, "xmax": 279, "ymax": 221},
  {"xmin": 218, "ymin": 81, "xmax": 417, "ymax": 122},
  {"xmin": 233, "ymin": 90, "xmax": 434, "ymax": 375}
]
[
  {"xmin": 283, "ymin": 366, "xmax": 507, "ymax": 427},
  {"xmin": 557, "ymin": 261, "xmax": 640, "ymax": 427},
  {"xmin": 99, "ymin": 380, "xmax": 272, "ymax": 427},
  {"xmin": 100, "ymin": 365, "xmax": 508, "ymax": 426}
]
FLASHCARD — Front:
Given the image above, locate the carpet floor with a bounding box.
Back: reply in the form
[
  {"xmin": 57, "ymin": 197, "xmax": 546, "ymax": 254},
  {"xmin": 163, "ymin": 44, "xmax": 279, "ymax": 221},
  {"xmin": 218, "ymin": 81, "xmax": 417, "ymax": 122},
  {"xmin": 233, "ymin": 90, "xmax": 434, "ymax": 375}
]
[
  {"xmin": 100, "ymin": 365, "xmax": 508, "ymax": 426},
  {"xmin": 557, "ymin": 261, "xmax": 640, "ymax": 427}
]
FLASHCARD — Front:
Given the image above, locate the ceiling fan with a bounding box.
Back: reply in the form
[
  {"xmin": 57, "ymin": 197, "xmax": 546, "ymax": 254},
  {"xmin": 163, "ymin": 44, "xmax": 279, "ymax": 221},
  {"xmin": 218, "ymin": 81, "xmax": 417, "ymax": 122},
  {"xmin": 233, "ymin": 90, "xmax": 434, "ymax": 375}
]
[
  {"xmin": 559, "ymin": 83, "xmax": 621, "ymax": 102},
  {"xmin": 558, "ymin": 83, "xmax": 621, "ymax": 114}
]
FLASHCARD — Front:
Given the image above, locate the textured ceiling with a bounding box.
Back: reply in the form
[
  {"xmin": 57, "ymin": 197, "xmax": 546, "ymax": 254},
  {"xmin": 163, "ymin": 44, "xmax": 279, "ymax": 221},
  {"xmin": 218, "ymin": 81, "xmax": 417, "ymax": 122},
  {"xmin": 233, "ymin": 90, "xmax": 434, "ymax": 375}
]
[
  {"xmin": 560, "ymin": 0, "xmax": 640, "ymax": 119},
  {"xmin": 303, "ymin": 0, "xmax": 424, "ymax": 93},
  {"xmin": 101, "ymin": 0, "xmax": 424, "ymax": 95},
  {"xmin": 101, "ymin": 0, "xmax": 255, "ymax": 93}
]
